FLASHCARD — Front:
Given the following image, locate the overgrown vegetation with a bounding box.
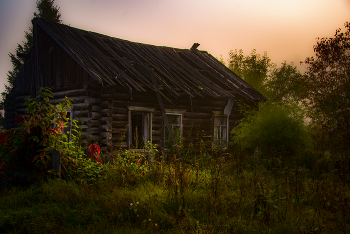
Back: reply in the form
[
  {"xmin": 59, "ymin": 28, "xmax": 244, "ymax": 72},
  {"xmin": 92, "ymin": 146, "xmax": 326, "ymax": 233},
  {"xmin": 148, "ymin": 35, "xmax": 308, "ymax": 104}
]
[
  {"xmin": 0, "ymin": 87, "xmax": 103, "ymax": 187},
  {"xmin": 0, "ymin": 139, "xmax": 349, "ymax": 233},
  {"xmin": 1, "ymin": 15, "xmax": 350, "ymax": 233},
  {"xmin": 0, "ymin": 87, "xmax": 349, "ymax": 233},
  {"xmin": 231, "ymin": 102, "xmax": 312, "ymax": 170}
]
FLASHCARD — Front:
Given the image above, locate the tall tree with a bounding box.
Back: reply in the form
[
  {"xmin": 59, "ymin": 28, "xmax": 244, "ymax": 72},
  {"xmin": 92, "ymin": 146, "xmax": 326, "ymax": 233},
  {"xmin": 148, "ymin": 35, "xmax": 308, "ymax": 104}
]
[
  {"xmin": 266, "ymin": 61, "xmax": 305, "ymax": 104},
  {"xmin": 228, "ymin": 49, "xmax": 273, "ymax": 96},
  {"xmin": 1, "ymin": 0, "xmax": 61, "ymax": 104},
  {"xmin": 303, "ymin": 22, "xmax": 350, "ymax": 149}
]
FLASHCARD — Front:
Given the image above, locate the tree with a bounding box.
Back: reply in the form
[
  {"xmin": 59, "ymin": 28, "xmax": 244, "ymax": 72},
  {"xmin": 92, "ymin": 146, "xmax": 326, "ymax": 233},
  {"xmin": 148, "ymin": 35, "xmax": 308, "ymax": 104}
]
[
  {"xmin": 1, "ymin": 0, "xmax": 61, "ymax": 104},
  {"xmin": 228, "ymin": 49, "xmax": 273, "ymax": 96},
  {"xmin": 303, "ymin": 22, "xmax": 350, "ymax": 149},
  {"xmin": 231, "ymin": 102, "xmax": 312, "ymax": 169},
  {"xmin": 266, "ymin": 61, "xmax": 305, "ymax": 104}
]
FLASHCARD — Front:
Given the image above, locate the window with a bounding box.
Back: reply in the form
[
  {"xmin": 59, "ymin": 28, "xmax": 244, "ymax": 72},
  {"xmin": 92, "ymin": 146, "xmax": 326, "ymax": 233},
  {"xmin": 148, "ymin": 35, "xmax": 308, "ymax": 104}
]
[
  {"xmin": 127, "ymin": 106, "xmax": 154, "ymax": 149},
  {"xmin": 213, "ymin": 114, "xmax": 228, "ymax": 147},
  {"xmin": 164, "ymin": 109, "xmax": 186, "ymax": 148}
]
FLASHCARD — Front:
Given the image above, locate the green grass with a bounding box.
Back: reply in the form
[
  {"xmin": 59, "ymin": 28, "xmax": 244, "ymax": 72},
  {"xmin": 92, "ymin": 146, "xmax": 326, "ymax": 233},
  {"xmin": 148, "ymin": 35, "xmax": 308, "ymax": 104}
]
[{"xmin": 1, "ymin": 152, "xmax": 349, "ymax": 233}]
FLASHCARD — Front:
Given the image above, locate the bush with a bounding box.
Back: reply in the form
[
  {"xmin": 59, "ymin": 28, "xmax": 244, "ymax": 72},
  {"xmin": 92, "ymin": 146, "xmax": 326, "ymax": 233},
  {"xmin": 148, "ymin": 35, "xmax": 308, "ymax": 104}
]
[
  {"xmin": 0, "ymin": 87, "xmax": 104, "ymax": 186},
  {"xmin": 231, "ymin": 102, "xmax": 312, "ymax": 168}
]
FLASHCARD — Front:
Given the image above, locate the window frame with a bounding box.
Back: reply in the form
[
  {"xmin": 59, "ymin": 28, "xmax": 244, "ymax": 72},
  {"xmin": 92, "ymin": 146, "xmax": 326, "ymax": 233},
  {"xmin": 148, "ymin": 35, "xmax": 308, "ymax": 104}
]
[
  {"xmin": 163, "ymin": 109, "xmax": 186, "ymax": 148},
  {"xmin": 212, "ymin": 111, "xmax": 229, "ymax": 148},
  {"xmin": 127, "ymin": 106, "xmax": 155, "ymax": 149}
]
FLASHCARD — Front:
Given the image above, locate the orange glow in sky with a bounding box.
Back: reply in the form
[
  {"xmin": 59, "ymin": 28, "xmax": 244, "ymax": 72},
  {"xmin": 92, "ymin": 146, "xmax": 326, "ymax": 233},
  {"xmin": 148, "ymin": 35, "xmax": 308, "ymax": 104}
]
[{"xmin": 0, "ymin": 0, "xmax": 349, "ymax": 95}]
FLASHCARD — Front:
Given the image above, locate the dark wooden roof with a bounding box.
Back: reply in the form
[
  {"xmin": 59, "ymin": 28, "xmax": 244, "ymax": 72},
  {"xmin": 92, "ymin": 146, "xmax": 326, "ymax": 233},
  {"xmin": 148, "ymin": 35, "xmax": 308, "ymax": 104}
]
[{"xmin": 34, "ymin": 18, "xmax": 266, "ymax": 101}]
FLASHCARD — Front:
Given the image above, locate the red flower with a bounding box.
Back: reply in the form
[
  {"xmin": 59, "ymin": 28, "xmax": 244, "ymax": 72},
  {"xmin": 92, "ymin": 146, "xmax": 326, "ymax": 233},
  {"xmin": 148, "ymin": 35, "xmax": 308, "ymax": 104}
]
[{"xmin": 88, "ymin": 144, "xmax": 102, "ymax": 164}]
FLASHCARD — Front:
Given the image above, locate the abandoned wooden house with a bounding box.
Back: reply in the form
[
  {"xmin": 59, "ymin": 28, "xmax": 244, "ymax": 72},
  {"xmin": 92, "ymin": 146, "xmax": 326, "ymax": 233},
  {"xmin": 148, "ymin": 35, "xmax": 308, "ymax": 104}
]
[{"xmin": 4, "ymin": 18, "xmax": 266, "ymax": 152}]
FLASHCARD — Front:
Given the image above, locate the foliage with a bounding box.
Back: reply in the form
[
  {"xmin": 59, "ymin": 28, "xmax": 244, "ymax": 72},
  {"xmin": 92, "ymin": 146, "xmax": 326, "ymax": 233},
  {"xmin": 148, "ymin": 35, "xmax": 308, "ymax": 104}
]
[
  {"xmin": 266, "ymin": 61, "xmax": 305, "ymax": 104},
  {"xmin": 34, "ymin": 0, "xmax": 61, "ymax": 23},
  {"xmin": 1, "ymin": 0, "xmax": 61, "ymax": 104},
  {"xmin": 228, "ymin": 49, "xmax": 273, "ymax": 96},
  {"xmin": 106, "ymin": 144, "xmax": 157, "ymax": 186},
  {"xmin": 231, "ymin": 102, "xmax": 312, "ymax": 168},
  {"xmin": 0, "ymin": 147, "xmax": 349, "ymax": 233},
  {"xmin": 0, "ymin": 87, "xmax": 104, "ymax": 185},
  {"xmin": 303, "ymin": 21, "xmax": 350, "ymax": 150}
]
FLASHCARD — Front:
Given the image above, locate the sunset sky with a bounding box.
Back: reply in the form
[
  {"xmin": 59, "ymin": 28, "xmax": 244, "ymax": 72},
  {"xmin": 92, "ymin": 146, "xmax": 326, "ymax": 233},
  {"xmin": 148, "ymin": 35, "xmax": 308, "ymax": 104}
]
[{"xmin": 0, "ymin": 0, "xmax": 349, "ymax": 96}]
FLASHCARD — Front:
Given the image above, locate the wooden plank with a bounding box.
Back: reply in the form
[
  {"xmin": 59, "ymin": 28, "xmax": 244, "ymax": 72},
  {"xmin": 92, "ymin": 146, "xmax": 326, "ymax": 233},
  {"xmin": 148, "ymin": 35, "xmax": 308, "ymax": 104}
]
[
  {"xmin": 100, "ymin": 132, "xmax": 112, "ymax": 140},
  {"xmin": 74, "ymin": 110, "xmax": 88, "ymax": 118},
  {"xmin": 88, "ymin": 120, "xmax": 100, "ymax": 128},
  {"xmin": 100, "ymin": 109, "xmax": 113, "ymax": 117},
  {"xmin": 112, "ymin": 114, "xmax": 127, "ymax": 119},
  {"xmin": 100, "ymin": 117, "xmax": 113, "ymax": 124},
  {"xmin": 112, "ymin": 121, "xmax": 128, "ymax": 128},
  {"xmin": 35, "ymin": 19, "xmax": 104, "ymax": 85},
  {"xmin": 150, "ymin": 68, "xmax": 181, "ymax": 158},
  {"xmin": 88, "ymin": 127, "xmax": 100, "ymax": 135},
  {"xmin": 112, "ymin": 107, "xmax": 128, "ymax": 114},
  {"xmin": 85, "ymin": 98, "xmax": 101, "ymax": 106},
  {"xmin": 90, "ymin": 105, "xmax": 101, "ymax": 112},
  {"xmin": 83, "ymin": 81, "xmax": 102, "ymax": 90},
  {"xmin": 100, "ymin": 124, "xmax": 112, "ymax": 132},
  {"xmin": 100, "ymin": 100, "xmax": 113, "ymax": 109},
  {"xmin": 89, "ymin": 112, "xmax": 101, "ymax": 120},
  {"xmin": 52, "ymin": 89, "xmax": 88, "ymax": 98},
  {"xmin": 224, "ymin": 97, "xmax": 235, "ymax": 117},
  {"xmin": 89, "ymin": 33, "xmax": 146, "ymax": 92},
  {"xmin": 112, "ymin": 128, "xmax": 128, "ymax": 134}
]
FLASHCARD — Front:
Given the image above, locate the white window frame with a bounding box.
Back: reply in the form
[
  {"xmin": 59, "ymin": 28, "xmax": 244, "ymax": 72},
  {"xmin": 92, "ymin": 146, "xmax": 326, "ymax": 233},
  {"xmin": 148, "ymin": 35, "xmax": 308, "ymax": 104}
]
[
  {"xmin": 164, "ymin": 109, "xmax": 186, "ymax": 148},
  {"xmin": 127, "ymin": 106, "xmax": 155, "ymax": 149},
  {"xmin": 213, "ymin": 111, "xmax": 229, "ymax": 148}
]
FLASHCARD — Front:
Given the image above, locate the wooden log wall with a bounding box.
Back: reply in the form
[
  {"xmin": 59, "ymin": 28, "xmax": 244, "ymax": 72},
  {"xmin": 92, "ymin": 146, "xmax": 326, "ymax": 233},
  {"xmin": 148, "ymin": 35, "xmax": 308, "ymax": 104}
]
[
  {"xmin": 4, "ymin": 91, "xmax": 31, "ymax": 129},
  {"xmin": 4, "ymin": 80, "xmax": 244, "ymax": 155},
  {"xmin": 50, "ymin": 87, "xmax": 89, "ymax": 142},
  {"xmin": 81, "ymin": 83, "xmax": 113, "ymax": 152},
  {"xmin": 110, "ymin": 98, "xmax": 128, "ymax": 150}
]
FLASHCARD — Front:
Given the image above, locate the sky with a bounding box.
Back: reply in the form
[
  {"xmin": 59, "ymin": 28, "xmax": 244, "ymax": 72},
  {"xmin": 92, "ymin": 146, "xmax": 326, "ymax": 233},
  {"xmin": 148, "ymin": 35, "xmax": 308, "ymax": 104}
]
[{"xmin": 0, "ymin": 0, "xmax": 349, "ymax": 96}]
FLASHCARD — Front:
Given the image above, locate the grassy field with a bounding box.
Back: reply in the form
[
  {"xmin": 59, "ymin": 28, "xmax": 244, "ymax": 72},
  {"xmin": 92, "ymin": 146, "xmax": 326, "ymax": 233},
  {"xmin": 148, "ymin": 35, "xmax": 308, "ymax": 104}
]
[{"xmin": 0, "ymin": 150, "xmax": 349, "ymax": 233}]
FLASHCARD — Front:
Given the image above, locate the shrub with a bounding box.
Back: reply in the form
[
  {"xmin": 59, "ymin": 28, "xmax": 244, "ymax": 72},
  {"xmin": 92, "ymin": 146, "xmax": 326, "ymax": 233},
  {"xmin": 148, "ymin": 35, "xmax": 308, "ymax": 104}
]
[
  {"xmin": 231, "ymin": 102, "xmax": 312, "ymax": 168},
  {"xmin": 0, "ymin": 87, "xmax": 104, "ymax": 186}
]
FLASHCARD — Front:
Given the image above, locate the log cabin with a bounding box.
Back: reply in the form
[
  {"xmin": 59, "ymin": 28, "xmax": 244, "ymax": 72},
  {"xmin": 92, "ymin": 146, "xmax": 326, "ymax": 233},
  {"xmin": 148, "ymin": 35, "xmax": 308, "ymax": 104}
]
[{"xmin": 4, "ymin": 18, "xmax": 266, "ymax": 153}]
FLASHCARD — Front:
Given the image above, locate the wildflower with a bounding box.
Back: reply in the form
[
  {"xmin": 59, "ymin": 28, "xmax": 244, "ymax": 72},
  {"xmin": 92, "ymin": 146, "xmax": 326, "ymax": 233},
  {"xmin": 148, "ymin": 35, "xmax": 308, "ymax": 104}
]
[
  {"xmin": 130, "ymin": 203, "xmax": 133, "ymax": 206},
  {"xmin": 88, "ymin": 144, "xmax": 102, "ymax": 165}
]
